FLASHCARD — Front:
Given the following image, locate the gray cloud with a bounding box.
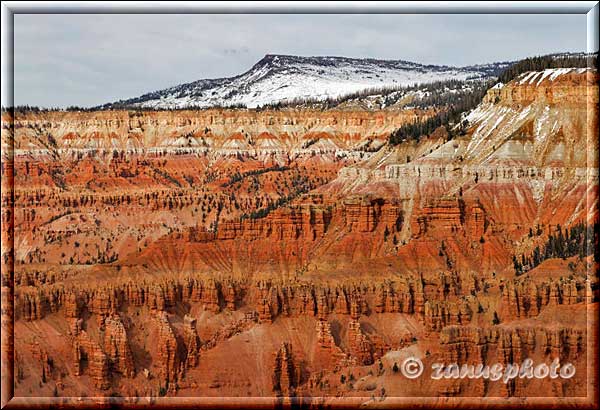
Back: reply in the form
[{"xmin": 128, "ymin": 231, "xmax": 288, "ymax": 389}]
[{"xmin": 12, "ymin": 13, "xmax": 588, "ymax": 107}]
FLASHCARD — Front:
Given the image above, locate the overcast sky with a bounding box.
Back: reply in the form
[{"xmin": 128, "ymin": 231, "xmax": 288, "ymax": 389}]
[{"xmin": 13, "ymin": 13, "xmax": 588, "ymax": 107}]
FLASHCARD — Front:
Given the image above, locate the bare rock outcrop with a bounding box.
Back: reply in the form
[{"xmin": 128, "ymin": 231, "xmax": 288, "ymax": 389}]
[
  {"xmin": 102, "ymin": 315, "xmax": 135, "ymax": 378},
  {"xmin": 346, "ymin": 320, "xmax": 374, "ymax": 365},
  {"xmin": 272, "ymin": 342, "xmax": 298, "ymax": 396},
  {"xmin": 72, "ymin": 332, "xmax": 111, "ymax": 390},
  {"xmin": 499, "ymin": 277, "xmax": 585, "ymax": 321},
  {"xmin": 154, "ymin": 311, "xmax": 180, "ymax": 386},
  {"xmin": 183, "ymin": 314, "xmax": 201, "ymax": 369}
]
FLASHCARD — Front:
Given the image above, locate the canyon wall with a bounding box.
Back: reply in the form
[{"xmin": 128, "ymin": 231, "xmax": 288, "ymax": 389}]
[{"xmin": 3, "ymin": 68, "xmax": 598, "ymax": 402}]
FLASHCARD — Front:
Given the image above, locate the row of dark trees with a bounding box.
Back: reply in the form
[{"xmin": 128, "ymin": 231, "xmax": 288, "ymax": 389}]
[
  {"xmin": 258, "ymin": 85, "xmax": 405, "ymax": 110},
  {"xmin": 513, "ymin": 221, "xmax": 599, "ymax": 275},
  {"xmin": 396, "ymin": 79, "xmax": 488, "ymax": 110},
  {"xmin": 497, "ymin": 53, "xmax": 597, "ymax": 84},
  {"xmin": 3, "ymin": 103, "xmax": 249, "ymax": 114},
  {"xmin": 222, "ymin": 165, "xmax": 290, "ymax": 187},
  {"xmin": 240, "ymin": 174, "xmax": 313, "ymax": 220},
  {"xmin": 259, "ymin": 79, "xmax": 483, "ymax": 111},
  {"xmin": 5, "ymin": 105, "xmax": 101, "ymax": 113},
  {"xmin": 388, "ymin": 83, "xmax": 488, "ymax": 145}
]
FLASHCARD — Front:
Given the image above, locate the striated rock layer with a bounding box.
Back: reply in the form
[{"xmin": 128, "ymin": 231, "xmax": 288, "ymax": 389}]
[{"xmin": 3, "ymin": 68, "xmax": 598, "ymax": 402}]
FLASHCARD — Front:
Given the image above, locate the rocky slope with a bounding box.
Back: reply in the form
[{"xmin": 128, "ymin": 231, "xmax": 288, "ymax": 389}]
[
  {"xmin": 103, "ymin": 68, "xmax": 597, "ymax": 279},
  {"xmin": 2, "ymin": 108, "xmax": 428, "ymax": 268},
  {"xmin": 6, "ymin": 108, "xmax": 425, "ymax": 156},
  {"xmin": 2, "ymin": 67, "xmax": 598, "ymax": 404}
]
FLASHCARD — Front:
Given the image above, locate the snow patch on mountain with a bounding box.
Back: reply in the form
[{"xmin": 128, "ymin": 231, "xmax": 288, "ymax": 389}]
[{"xmin": 103, "ymin": 54, "xmax": 510, "ymax": 110}]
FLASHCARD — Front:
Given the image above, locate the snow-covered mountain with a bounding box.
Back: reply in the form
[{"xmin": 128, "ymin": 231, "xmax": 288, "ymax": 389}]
[{"xmin": 102, "ymin": 54, "xmax": 511, "ymax": 110}]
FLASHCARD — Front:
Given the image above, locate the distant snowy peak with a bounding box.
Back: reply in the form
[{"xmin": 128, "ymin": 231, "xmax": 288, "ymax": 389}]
[{"xmin": 103, "ymin": 54, "xmax": 511, "ymax": 110}]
